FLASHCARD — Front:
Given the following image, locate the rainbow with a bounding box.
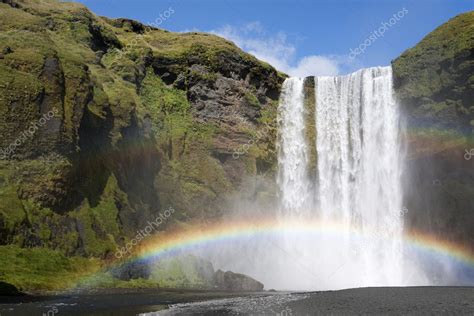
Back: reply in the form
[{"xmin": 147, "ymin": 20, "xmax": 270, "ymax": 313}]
[
  {"xmin": 74, "ymin": 218, "xmax": 474, "ymax": 290},
  {"xmin": 130, "ymin": 218, "xmax": 474, "ymax": 268}
]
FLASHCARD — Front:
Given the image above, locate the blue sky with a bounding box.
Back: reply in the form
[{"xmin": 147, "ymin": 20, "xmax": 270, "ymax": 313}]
[{"xmin": 74, "ymin": 0, "xmax": 473, "ymax": 76}]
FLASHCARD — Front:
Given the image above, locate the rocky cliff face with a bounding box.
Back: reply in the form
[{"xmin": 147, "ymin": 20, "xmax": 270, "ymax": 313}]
[
  {"xmin": 0, "ymin": 0, "xmax": 284, "ymax": 260},
  {"xmin": 392, "ymin": 11, "xmax": 474, "ymax": 250}
]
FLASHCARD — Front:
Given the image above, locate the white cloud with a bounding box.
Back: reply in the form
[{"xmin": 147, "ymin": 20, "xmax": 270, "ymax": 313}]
[
  {"xmin": 208, "ymin": 22, "xmax": 342, "ymax": 77},
  {"xmin": 289, "ymin": 56, "xmax": 341, "ymax": 77}
]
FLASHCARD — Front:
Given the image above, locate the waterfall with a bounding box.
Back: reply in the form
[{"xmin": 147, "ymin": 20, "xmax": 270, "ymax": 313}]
[
  {"xmin": 277, "ymin": 66, "xmax": 406, "ymax": 288},
  {"xmin": 277, "ymin": 77, "xmax": 312, "ymax": 214},
  {"xmin": 315, "ymin": 66, "xmax": 404, "ymax": 285}
]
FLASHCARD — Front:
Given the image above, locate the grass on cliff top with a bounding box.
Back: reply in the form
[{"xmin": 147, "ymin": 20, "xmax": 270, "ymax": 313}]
[
  {"xmin": 109, "ymin": 21, "xmax": 279, "ymax": 76},
  {"xmin": 397, "ymin": 11, "xmax": 473, "ymax": 64},
  {"xmin": 393, "ymin": 11, "xmax": 474, "ymax": 98},
  {"xmin": 126, "ymin": 29, "xmax": 236, "ymax": 55},
  {"xmin": 10, "ymin": 0, "xmax": 86, "ymax": 12}
]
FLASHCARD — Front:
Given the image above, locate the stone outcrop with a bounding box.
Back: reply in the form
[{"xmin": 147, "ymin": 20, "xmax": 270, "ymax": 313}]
[
  {"xmin": 214, "ymin": 269, "xmax": 264, "ymax": 292},
  {"xmin": 0, "ymin": 281, "xmax": 25, "ymax": 296},
  {"xmin": 110, "ymin": 255, "xmax": 265, "ymax": 291}
]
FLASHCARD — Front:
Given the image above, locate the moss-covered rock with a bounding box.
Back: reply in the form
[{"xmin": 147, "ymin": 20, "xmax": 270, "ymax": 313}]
[
  {"xmin": 0, "ymin": 0, "xmax": 283, "ymax": 292},
  {"xmin": 149, "ymin": 255, "xmax": 215, "ymax": 289},
  {"xmin": 393, "ymin": 11, "xmax": 474, "ymax": 131},
  {"xmin": 392, "ymin": 11, "xmax": 474, "ymax": 251},
  {"xmin": 303, "ymin": 77, "xmax": 317, "ymax": 177}
]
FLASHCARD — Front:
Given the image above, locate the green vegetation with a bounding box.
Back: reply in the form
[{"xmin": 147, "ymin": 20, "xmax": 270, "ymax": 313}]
[
  {"xmin": 393, "ymin": 11, "xmax": 474, "ymax": 127},
  {"xmin": 0, "ymin": 245, "xmax": 100, "ymax": 291},
  {"xmin": 149, "ymin": 255, "xmax": 214, "ymax": 289},
  {"xmin": 244, "ymin": 91, "xmax": 261, "ymax": 108},
  {"xmin": 0, "ymin": 0, "xmax": 283, "ymax": 293},
  {"xmin": 75, "ymin": 271, "xmax": 160, "ymax": 290},
  {"xmin": 393, "ymin": 11, "xmax": 474, "ymax": 256},
  {"xmin": 140, "ymin": 68, "xmax": 231, "ymax": 220},
  {"xmin": 0, "ymin": 164, "xmax": 25, "ymax": 233},
  {"xmin": 140, "ymin": 68, "xmax": 194, "ymax": 139}
]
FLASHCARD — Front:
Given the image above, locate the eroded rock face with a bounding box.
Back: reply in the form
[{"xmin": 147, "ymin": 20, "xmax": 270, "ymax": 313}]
[
  {"xmin": 392, "ymin": 11, "xmax": 474, "ymax": 250},
  {"xmin": 0, "ymin": 0, "xmax": 283, "ymax": 258},
  {"xmin": 214, "ymin": 269, "xmax": 264, "ymax": 292}
]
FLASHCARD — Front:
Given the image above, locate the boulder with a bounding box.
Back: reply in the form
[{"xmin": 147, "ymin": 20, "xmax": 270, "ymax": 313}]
[
  {"xmin": 0, "ymin": 281, "xmax": 24, "ymax": 296},
  {"xmin": 214, "ymin": 269, "xmax": 264, "ymax": 292}
]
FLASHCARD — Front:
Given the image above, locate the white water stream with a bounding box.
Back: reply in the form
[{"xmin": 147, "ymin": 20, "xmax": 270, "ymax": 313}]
[{"xmin": 275, "ymin": 66, "xmax": 408, "ymax": 288}]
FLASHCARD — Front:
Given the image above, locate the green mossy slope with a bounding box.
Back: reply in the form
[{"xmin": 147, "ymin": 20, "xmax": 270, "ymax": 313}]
[
  {"xmin": 393, "ymin": 11, "xmax": 474, "ymax": 130},
  {"xmin": 0, "ymin": 0, "xmax": 284, "ymax": 292},
  {"xmin": 392, "ymin": 11, "xmax": 474, "ymax": 251}
]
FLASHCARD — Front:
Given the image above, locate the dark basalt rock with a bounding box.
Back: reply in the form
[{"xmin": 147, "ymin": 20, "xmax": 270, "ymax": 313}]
[
  {"xmin": 214, "ymin": 269, "xmax": 264, "ymax": 292},
  {"xmin": 0, "ymin": 0, "xmax": 20, "ymax": 8},
  {"xmin": 110, "ymin": 262, "xmax": 151, "ymax": 281},
  {"xmin": 0, "ymin": 281, "xmax": 25, "ymax": 296}
]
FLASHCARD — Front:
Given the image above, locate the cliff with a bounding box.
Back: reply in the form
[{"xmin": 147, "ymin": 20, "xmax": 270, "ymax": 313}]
[
  {"xmin": 0, "ymin": 0, "xmax": 283, "ymax": 290},
  {"xmin": 392, "ymin": 11, "xmax": 474, "ymax": 250}
]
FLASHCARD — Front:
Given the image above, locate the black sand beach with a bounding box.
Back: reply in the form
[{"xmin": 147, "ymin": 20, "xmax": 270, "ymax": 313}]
[
  {"xmin": 0, "ymin": 289, "xmax": 262, "ymax": 316},
  {"xmin": 283, "ymin": 287, "xmax": 474, "ymax": 316},
  {"xmin": 1, "ymin": 287, "xmax": 473, "ymax": 315}
]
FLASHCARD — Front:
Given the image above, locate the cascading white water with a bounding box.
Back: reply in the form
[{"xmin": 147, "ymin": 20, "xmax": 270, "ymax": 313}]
[
  {"xmin": 315, "ymin": 66, "xmax": 404, "ymax": 285},
  {"xmin": 276, "ymin": 77, "xmax": 312, "ymax": 214},
  {"xmin": 276, "ymin": 66, "xmax": 407, "ymax": 288}
]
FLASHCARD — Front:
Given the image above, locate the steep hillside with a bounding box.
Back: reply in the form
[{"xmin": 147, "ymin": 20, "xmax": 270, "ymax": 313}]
[
  {"xmin": 392, "ymin": 11, "xmax": 474, "ymax": 250},
  {"xmin": 0, "ymin": 0, "xmax": 284, "ymax": 282}
]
